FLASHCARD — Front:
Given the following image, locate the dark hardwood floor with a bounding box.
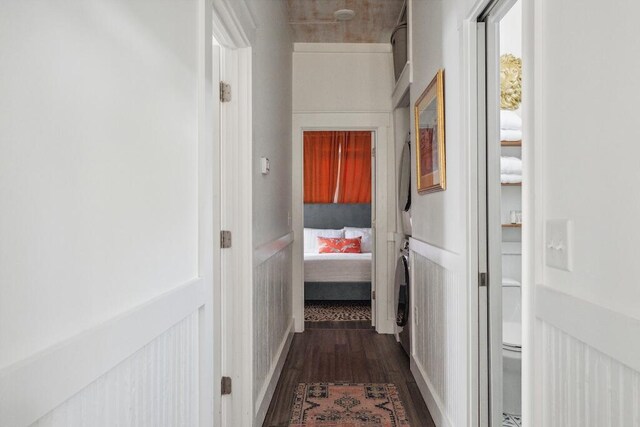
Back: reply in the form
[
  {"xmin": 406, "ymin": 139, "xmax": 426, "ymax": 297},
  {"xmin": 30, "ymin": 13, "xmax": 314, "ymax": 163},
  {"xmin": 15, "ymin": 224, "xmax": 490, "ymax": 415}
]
[
  {"xmin": 304, "ymin": 320, "xmax": 373, "ymax": 330},
  {"xmin": 262, "ymin": 325, "xmax": 435, "ymax": 426}
]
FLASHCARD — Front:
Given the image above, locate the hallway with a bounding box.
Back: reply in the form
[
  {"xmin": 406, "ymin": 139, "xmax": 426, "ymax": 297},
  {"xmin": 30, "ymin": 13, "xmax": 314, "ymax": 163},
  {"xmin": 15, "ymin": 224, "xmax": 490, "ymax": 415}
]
[{"xmin": 263, "ymin": 325, "xmax": 435, "ymax": 426}]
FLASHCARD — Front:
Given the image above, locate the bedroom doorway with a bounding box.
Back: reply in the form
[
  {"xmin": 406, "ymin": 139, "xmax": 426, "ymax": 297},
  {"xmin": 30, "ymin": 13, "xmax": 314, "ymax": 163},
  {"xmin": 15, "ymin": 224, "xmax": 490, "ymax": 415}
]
[{"xmin": 301, "ymin": 130, "xmax": 376, "ymax": 330}]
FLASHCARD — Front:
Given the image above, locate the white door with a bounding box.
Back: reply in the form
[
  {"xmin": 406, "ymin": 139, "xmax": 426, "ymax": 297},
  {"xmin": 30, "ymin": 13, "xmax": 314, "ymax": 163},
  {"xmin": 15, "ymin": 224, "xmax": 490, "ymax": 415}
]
[
  {"xmin": 0, "ymin": 1, "xmax": 221, "ymax": 425},
  {"xmin": 485, "ymin": 10, "xmax": 506, "ymax": 427},
  {"xmin": 209, "ymin": 41, "xmax": 223, "ymax": 427},
  {"xmin": 477, "ymin": 2, "xmax": 518, "ymax": 425}
]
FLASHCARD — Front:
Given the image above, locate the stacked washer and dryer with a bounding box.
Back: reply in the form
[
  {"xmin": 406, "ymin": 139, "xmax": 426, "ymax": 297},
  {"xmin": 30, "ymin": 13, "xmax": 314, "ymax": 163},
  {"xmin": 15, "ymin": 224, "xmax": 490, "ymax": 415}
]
[{"xmin": 394, "ymin": 135, "xmax": 412, "ymax": 355}]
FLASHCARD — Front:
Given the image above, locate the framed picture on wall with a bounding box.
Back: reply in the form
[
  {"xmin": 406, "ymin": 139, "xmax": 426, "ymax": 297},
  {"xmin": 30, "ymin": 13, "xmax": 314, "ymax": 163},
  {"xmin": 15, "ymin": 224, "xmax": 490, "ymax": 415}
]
[{"xmin": 415, "ymin": 69, "xmax": 446, "ymax": 193}]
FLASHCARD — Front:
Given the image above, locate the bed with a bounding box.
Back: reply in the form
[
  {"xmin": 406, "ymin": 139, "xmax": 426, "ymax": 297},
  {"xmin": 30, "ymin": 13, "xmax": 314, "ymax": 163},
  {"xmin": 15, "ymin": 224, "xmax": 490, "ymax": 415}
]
[
  {"xmin": 304, "ymin": 253, "xmax": 372, "ymax": 283},
  {"xmin": 304, "ymin": 203, "xmax": 372, "ymax": 301}
]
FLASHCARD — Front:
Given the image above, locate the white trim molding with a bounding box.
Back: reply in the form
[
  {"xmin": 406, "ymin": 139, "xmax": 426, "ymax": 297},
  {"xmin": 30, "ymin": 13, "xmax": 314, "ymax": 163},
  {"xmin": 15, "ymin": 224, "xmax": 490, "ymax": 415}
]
[
  {"xmin": 213, "ymin": 2, "xmax": 254, "ymax": 425},
  {"xmin": 254, "ymin": 231, "xmax": 294, "ymax": 267},
  {"xmin": 292, "ymin": 112, "xmax": 395, "ymax": 335},
  {"xmin": 293, "ymin": 43, "xmax": 392, "ymax": 53},
  {"xmin": 409, "ymin": 237, "xmax": 465, "ymax": 272},
  {"xmin": 0, "ymin": 279, "xmax": 205, "ymax": 427},
  {"xmin": 254, "ymin": 320, "xmax": 294, "ymax": 424},
  {"xmin": 219, "ymin": 45, "xmax": 254, "ymax": 427},
  {"xmin": 412, "ymin": 356, "xmax": 454, "ymax": 427},
  {"xmin": 212, "ymin": 0, "xmax": 256, "ymax": 47},
  {"xmin": 535, "ymin": 285, "xmax": 640, "ymax": 373}
]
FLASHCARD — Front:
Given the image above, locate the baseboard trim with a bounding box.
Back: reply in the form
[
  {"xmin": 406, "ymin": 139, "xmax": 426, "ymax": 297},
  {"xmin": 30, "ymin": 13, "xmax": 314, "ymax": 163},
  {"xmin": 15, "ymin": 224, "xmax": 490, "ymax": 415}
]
[
  {"xmin": 0, "ymin": 278, "xmax": 205, "ymax": 426},
  {"xmin": 254, "ymin": 318, "xmax": 295, "ymax": 426},
  {"xmin": 411, "ymin": 355, "xmax": 453, "ymax": 427}
]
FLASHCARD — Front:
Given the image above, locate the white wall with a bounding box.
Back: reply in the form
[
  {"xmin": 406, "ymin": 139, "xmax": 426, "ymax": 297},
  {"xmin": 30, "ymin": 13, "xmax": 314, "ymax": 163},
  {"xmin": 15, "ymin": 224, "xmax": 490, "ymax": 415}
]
[
  {"xmin": 408, "ymin": 0, "xmax": 475, "ymax": 424},
  {"xmin": 0, "ymin": 0, "xmax": 199, "ymax": 371},
  {"xmin": 0, "ymin": 0, "xmax": 213, "ymax": 425},
  {"xmin": 527, "ymin": 0, "xmax": 640, "ymax": 423},
  {"xmin": 240, "ymin": 1, "xmax": 294, "ymax": 425},
  {"xmin": 500, "ymin": 1, "xmax": 522, "ymax": 57},
  {"xmin": 410, "ymin": 0, "xmax": 471, "ymax": 251},
  {"xmin": 293, "ymin": 44, "xmax": 394, "ymax": 113},
  {"xmin": 536, "ymin": 0, "xmax": 640, "ymax": 324},
  {"xmin": 291, "ymin": 43, "xmax": 396, "ymax": 333},
  {"xmin": 249, "ymin": 0, "xmax": 293, "ymax": 248},
  {"xmin": 395, "ymin": 0, "xmax": 640, "ymax": 424}
]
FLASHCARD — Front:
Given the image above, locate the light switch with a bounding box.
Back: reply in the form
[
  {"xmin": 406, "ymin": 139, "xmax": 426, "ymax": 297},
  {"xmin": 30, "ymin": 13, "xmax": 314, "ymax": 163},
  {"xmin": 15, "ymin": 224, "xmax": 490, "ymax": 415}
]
[
  {"xmin": 260, "ymin": 157, "xmax": 270, "ymax": 175},
  {"xmin": 545, "ymin": 219, "xmax": 572, "ymax": 271}
]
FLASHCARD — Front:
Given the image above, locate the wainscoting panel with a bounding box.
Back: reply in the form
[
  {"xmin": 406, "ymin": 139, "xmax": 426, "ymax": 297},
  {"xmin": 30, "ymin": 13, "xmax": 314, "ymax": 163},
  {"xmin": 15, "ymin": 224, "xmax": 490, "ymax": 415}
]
[
  {"xmin": 31, "ymin": 312, "xmax": 199, "ymax": 427},
  {"xmin": 538, "ymin": 320, "xmax": 640, "ymax": 426},
  {"xmin": 253, "ymin": 238, "xmax": 294, "ymax": 424},
  {"xmin": 410, "ymin": 248, "xmax": 467, "ymax": 427},
  {"xmin": 534, "ymin": 285, "xmax": 640, "ymax": 426}
]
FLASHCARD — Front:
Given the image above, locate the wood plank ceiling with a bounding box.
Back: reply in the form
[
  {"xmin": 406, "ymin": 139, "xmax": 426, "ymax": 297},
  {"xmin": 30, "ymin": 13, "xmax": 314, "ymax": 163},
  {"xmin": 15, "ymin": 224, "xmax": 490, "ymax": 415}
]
[{"xmin": 287, "ymin": 0, "xmax": 404, "ymax": 43}]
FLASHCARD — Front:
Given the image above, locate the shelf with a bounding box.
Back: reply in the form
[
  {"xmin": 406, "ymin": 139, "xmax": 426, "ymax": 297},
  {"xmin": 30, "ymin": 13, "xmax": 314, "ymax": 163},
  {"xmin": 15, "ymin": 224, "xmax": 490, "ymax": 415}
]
[
  {"xmin": 502, "ymin": 224, "xmax": 522, "ymax": 228},
  {"xmin": 501, "ymin": 182, "xmax": 522, "ymax": 186},
  {"xmin": 501, "ymin": 140, "xmax": 522, "ymax": 147}
]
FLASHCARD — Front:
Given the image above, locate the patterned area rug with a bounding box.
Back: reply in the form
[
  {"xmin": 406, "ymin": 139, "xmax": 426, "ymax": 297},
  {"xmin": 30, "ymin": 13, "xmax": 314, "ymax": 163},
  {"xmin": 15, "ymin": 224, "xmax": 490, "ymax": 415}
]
[
  {"xmin": 304, "ymin": 302, "xmax": 371, "ymax": 322},
  {"xmin": 289, "ymin": 383, "xmax": 410, "ymax": 426},
  {"xmin": 503, "ymin": 413, "xmax": 522, "ymax": 427}
]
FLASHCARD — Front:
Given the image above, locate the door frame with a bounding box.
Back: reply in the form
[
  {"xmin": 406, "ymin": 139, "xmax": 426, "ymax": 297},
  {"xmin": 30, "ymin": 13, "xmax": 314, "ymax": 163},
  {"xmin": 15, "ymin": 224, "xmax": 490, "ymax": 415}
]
[
  {"xmin": 212, "ymin": 1, "xmax": 255, "ymax": 425},
  {"xmin": 296, "ymin": 128, "xmax": 377, "ymax": 329},
  {"xmin": 292, "ymin": 112, "xmax": 395, "ymax": 335},
  {"xmin": 463, "ymin": 0, "xmax": 529, "ymax": 426}
]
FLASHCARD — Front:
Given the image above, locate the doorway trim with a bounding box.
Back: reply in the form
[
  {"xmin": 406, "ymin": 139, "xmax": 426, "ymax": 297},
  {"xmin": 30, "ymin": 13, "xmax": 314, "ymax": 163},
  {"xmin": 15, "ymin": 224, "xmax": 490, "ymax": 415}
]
[
  {"xmin": 463, "ymin": 0, "xmax": 529, "ymax": 426},
  {"xmin": 292, "ymin": 112, "xmax": 395, "ymax": 334},
  {"xmin": 212, "ymin": 0, "xmax": 255, "ymax": 425}
]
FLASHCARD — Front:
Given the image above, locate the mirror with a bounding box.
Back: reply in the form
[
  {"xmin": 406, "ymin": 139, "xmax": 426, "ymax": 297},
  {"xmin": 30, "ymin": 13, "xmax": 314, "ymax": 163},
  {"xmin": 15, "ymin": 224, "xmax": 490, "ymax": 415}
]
[{"xmin": 398, "ymin": 137, "xmax": 411, "ymax": 212}]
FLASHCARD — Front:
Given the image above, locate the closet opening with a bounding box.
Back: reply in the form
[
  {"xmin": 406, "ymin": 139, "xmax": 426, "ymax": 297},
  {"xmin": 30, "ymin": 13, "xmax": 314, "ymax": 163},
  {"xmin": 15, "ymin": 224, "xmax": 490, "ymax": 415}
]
[
  {"xmin": 301, "ymin": 130, "xmax": 375, "ymax": 330},
  {"xmin": 476, "ymin": 0, "xmax": 524, "ymax": 426}
]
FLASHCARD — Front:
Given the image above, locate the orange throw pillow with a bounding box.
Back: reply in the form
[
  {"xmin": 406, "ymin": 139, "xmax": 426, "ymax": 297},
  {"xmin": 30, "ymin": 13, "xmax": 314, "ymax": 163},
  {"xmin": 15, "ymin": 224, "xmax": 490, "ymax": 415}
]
[{"xmin": 317, "ymin": 237, "xmax": 362, "ymax": 254}]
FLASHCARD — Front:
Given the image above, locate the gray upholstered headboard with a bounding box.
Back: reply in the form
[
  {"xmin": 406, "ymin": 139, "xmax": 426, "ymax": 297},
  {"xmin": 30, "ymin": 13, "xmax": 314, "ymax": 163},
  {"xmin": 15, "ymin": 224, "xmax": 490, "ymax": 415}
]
[{"xmin": 304, "ymin": 203, "xmax": 371, "ymax": 229}]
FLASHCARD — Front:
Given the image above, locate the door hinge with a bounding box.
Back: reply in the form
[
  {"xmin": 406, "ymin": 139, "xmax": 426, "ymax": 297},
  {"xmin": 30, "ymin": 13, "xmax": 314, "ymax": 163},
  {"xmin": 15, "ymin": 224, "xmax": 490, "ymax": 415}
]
[
  {"xmin": 219, "ymin": 81, "xmax": 231, "ymax": 103},
  {"xmin": 372, "ymin": 147, "xmax": 376, "ymax": 157},
  {"xmin": 479, "ymin": 272, "xmax": 488, "ymax": 287},
  {"xmin": 221, "ymin": 376, "xmax": 232, "ymax": 395},
  {"xmin": 220, "ymin": 230, "xmax": 232, "ymax": 248},
  {"xmin": 372, "ymin": 290, "xmax": 376, "ymax": 300}
]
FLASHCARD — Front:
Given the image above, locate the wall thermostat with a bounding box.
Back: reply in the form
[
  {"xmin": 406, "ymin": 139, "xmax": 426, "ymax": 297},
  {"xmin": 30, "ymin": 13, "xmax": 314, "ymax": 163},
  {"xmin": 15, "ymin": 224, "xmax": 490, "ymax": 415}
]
[{"xmin": 260, "ymin": 157, "xmax": 270, "ymax": 175}]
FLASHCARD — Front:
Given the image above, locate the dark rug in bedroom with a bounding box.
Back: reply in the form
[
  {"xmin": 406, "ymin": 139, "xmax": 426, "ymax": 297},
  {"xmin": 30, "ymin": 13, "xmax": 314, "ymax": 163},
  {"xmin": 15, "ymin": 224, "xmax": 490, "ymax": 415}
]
[{"xmin": 304, "ymin": 301, "xmax": 371, "ymax": 322}]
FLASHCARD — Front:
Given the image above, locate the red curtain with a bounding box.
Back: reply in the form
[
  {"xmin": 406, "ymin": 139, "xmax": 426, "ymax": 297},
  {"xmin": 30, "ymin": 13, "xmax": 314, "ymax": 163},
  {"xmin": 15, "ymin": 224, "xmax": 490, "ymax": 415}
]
[
  {"xmin": 304, "ymin": 132, "xmax": 341, "ymax": 203},
  {"xmin": 304, "ymin": 131, "xmax": 371, "ymax": 203},
  {"xmin": 336, "ymin": 131, "xmax": 371, "ymax": 203}
]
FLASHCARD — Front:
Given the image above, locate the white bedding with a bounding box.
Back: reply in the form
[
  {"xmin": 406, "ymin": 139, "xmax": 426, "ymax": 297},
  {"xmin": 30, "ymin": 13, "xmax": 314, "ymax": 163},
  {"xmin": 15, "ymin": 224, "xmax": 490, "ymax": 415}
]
[{"xmin": 304, "ymin": 252, "xmax": 372, "ymax": 282}]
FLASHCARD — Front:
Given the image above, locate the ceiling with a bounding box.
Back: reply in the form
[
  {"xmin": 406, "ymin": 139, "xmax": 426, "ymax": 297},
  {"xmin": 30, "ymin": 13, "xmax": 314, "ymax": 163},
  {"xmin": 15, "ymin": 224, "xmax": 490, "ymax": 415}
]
[{"xmin": 286, "ymin": 0, "xmax": 404, "ymax": 43}]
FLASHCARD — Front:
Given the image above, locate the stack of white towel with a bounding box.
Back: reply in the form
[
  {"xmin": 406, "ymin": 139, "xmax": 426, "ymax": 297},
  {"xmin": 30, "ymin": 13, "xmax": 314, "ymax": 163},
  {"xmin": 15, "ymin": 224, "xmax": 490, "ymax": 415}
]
[
  {"xmin": 501, "ymin": 156, "xmax": 522, "ymax": 184},
  {"xmin": 500, "ymin": 110, "xmax": 522, "ymax": 141}
]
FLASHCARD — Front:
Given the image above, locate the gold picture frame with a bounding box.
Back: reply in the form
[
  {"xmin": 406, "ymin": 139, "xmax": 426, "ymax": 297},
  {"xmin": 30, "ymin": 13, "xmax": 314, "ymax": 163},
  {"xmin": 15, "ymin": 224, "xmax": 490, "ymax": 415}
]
[{"xmin": 415, "ymin": 69, "xmax": 446, "ymax": 193}]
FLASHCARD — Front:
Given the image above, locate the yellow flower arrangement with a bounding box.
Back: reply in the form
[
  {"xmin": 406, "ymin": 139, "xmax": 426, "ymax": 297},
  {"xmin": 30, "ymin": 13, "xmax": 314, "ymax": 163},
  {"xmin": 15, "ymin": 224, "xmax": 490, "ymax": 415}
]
[{"xmin": 500, "ymin": 54, "xmax": 522, "ymax": 110}]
